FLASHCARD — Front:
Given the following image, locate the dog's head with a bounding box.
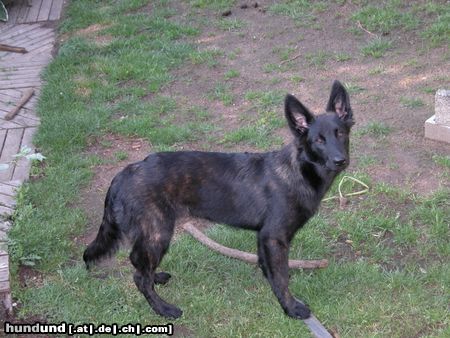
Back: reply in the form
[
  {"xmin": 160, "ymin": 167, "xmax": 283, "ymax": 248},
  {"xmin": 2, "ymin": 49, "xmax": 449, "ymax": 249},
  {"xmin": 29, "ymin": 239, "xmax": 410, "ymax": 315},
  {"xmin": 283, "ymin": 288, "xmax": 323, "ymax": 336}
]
[{"xmin": 285, "ymin": 80, "xmax": 354, "ymax": 172}]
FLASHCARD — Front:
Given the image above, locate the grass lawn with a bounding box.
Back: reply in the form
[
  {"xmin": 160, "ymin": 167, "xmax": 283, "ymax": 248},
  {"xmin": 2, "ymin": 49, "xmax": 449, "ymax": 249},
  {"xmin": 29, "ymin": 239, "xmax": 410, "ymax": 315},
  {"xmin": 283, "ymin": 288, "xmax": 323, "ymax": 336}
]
[{"xmin": 7, "ymin": 0, "xmax": 449, "ymax": 337}]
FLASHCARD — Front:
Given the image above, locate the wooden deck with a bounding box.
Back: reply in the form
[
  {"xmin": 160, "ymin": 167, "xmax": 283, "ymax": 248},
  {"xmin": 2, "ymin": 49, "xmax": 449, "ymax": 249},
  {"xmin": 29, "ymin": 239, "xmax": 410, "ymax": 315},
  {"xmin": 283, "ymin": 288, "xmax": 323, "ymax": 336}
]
[
  {"xmin": 0, "ymin": 0, "xmax": 65, "ymax": 314},
  {"xmin": 4, "ymin": 0, "xmax": 64, "ymax": 25}
]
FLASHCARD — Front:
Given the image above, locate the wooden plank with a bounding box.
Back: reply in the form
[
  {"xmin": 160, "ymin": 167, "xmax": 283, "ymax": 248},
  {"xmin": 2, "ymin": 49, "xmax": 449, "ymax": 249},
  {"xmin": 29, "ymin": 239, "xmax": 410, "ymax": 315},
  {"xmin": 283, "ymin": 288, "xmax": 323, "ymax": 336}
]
[
  {"xmin": 26, "ymin": 0, "xmax": 44, "ymax": 23},
  {"xmin": 0, "ymin": 206, "xmax": 14, "ymax": 217},
  {"xmin": 25, "ymin": 36, "xmax": 55, "ymax": 52},
  {"xmin": 0, "ymin": 120, "xmax": 23, "ymax": 129},
  {"xmin": 37, "ymin": 0, "xmax": 53, "ymax": 21},
  {"xmin": 0, "ymin": 80, "xmax": 42, "ymax": 89},
  {"xmin": 3, "ymin": 0, "xmax": 22, "ymax": 25},
  {"xmin": 0, "ymin": 183, "xmax": 18, "ymax": 197},
  {"xmin": 12, "ymin": 27, "xmax": 54, "ymax": 44},
  {"xmin": 3, "ymin": 30, "xmax": 52, "ymax": 48},
  {"xmin": 0, "ymin": 128, "xmax": 24, "ymax": 181},
  {"xmin": 0, "ymin": 68, "xmax": 43, "ymax": 77},
  {"xmin": 0, "ymin": 61, "xmax": 50, "ymax": 68},
  {"xmin": 0, "ymin": 281, "xmax": 10, "ymax": 291},
  {"xmin": 49, "ymin": 0, "xmax": 64, "ymax": 21},
  {"xmin": 16, "ymin": 0, "xmax": 31, "ymax": 24},
  {"xmin": 0, "ymin": 260, "xmax": 9, "ymax": 281},
  {"xmin": 0, "ymin": 194, "xmax": 15, "ymax": 209},
  {"xmin": 0, "ymin": 23, "xmax": 39, "ymax": 41},
  {"xmin": 0, "ymin": 72, "xmax": 42, "ymax": 81},
  {"xmin": 0, "ymin": 130, "xmax": 6, "ymax": 153},
  {"xmin": 0, "ymin": 113, "xmax": 40, "ymax": 127}
]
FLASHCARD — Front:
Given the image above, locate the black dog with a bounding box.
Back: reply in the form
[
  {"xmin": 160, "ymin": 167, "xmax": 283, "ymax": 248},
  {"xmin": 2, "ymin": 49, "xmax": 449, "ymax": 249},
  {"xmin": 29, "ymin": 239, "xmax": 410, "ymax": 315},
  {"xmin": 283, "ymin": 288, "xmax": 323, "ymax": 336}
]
[{"xmin": 83, "ymin": 80, "xmax": 354, "ymax": 320}]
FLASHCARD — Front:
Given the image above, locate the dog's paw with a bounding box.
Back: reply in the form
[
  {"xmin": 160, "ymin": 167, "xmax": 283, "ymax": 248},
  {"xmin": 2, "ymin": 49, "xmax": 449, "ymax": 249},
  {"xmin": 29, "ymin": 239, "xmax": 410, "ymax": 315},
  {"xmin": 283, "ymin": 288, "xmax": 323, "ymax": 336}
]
[
  {"xmin": 156, "ymin": 303, "xmax": 183, "ymax": 319},
  {"xmin": 155, "ymin": 272, "xmax": 171, "ymax": 285},
  {"xmin": 285, "ymin": 300, "xmax": 311, "ymax": 320}
]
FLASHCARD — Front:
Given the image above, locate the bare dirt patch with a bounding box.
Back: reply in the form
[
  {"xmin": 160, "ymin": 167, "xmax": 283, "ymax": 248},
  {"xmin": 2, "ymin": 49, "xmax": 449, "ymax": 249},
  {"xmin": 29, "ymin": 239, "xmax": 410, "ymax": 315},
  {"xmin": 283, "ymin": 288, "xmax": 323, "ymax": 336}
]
[{"xmin": 160, "ymin": 0, "xmax": 449, "ymax": 193}]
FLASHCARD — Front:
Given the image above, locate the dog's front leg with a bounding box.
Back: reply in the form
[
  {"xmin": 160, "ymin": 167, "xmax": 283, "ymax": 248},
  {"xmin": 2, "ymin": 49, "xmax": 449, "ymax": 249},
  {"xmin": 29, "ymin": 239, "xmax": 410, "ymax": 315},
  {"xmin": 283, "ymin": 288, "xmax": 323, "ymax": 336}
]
[{"xmin": 258, "ymin": 232, "xmax": 311, "ymax": 319}]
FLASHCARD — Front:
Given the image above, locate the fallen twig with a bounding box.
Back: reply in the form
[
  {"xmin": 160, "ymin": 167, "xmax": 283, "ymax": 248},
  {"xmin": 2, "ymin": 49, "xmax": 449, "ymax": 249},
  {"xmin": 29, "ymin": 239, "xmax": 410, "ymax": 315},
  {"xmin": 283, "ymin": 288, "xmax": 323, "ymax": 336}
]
[
  {"xmin": 356, "ymin": 21, "xmax": 378, "ymax": 38},
  {"xmin": 182, "ymin": 222, "xmax": 328, "ymax": 269},
  {"xmin": 5, "ymin": 88, "xmax": 35, "ymax": 120},
  {"xmin": 0, "ymin": 43, "xmax": 28, "ymax": 54},
  {"xmin": 280, "ymin": 53, "xmax": 302, "ymax": 65}
]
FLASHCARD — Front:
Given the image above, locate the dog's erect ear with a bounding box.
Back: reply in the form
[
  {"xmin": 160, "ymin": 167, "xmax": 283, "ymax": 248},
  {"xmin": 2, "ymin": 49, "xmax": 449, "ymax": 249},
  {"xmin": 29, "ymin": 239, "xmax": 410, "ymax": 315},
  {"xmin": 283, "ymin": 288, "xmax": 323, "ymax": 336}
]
[
  {"xmin": 285, "ymin": 94, "xmax": 315, "ymax": 137},
  {"xmin": 326, "ymin": 80, "xmax": 353, "ymax": 121}
]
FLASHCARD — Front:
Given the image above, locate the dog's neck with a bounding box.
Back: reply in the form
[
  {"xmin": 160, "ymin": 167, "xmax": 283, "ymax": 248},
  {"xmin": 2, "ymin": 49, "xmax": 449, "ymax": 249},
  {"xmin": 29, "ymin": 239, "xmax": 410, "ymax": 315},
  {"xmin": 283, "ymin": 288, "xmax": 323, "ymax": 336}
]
[{"xmin": 273, "ymin": 143, "xmax": 340, "ymax": 198}]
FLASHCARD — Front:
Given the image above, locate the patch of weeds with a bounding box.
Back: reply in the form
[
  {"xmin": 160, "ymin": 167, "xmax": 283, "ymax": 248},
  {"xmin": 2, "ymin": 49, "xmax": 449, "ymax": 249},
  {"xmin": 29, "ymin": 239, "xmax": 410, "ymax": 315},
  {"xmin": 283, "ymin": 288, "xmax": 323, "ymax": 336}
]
[
  {"xmin": 355, "ymin": 121, "xmax": 392, "ymax": 138},
  {"xmin": 224, "ymin": 69, "xmax": 240, "ymax": 80},
  {"xmin": 227, "ymin": 48, "xmax": 241, "ymax": 60},
  {"xmin": 290, "ymin": 75, "xmax": 305, "ymax": 84},
  {"xmin": 368, "ymin": 65, "xmax": 385, "ymax": 75},
  {"xmin": 344, "ymin": 83, "xmax": 365, "ymax": 94},
  {"xmin": 190, "ymin": 0, "xmax": 235, "ymax": 12},
  {"xmin": 210, "ymin": 83, "xmax": 234, "ymax": 106},
  {"xmin": 268, "ymin": 78, "xmax": 282, "ymax": 85},
  {"xmin": 352, "ymin": 4, "xmax": 418, "ymax": 35},
  {"xmin": 356, "ymin": 154, "xmax": 377, "ymax": 168},
  {"xmin": 190, "ymin": 48, "xmax": 223, "ymax": 68},
  {"xmin": 412, "ymin": 189, "xmax": 450, "ymax": 257},
  {"xmin": 262, "ymin": 63, "xmax": 290, "ymax": 73},
  {"xmin": 361, "ymin": 38, "xmax": 392, "ymax": 58},
  {"xmin": 114, "ymin": 150, "xmax": 128, "ymax": 161},
  {"xmin": 334, "ymin": 52, "xmax": 352, "ymax": 62},
  {"xmin": 305, "ymin": 51, "xmax": 331, "ymax": 68},
  {"xmin": 223, "ymin": 90, "xmax": 285, "ymax": 149},
  {"xmin": 269, "ymin": 0, "xmax": 322, "ymax": 24},
  {"xmin": 422, "ymin": 87, "xmax": 436, "ymax": 94},
  {"xmin": 273, "ymin": 46, "xmax": 296, "ymax": 62},
  {"xmin": 400, "ymin": 97, "xmax": 425, "ymax": 108},
  {"xmin": 216, "ymin": 18, "xmax": 246, "ymax": 32},
  {"xmin": 422, "ymin": 11, "xmax": 450, "ymax": 46},
  {"xmin": 432, "ymin": 155, "xmax": 450, "ymax": 168},
  {"xmin": 393, "ymin": 221, "xmax": 419, "ymax": 247}
]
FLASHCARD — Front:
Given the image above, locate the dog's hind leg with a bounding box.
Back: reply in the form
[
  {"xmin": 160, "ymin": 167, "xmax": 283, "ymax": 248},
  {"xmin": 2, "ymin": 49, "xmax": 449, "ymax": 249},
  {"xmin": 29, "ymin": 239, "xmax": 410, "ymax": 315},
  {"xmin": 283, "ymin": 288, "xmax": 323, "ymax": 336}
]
[
  {"xmin": 129, "ymin": 217, "xmax": 182, "ymax": 319},
  {"xmin": 258, "ymin": 230, "xmax": 311, "ymax": 320}
]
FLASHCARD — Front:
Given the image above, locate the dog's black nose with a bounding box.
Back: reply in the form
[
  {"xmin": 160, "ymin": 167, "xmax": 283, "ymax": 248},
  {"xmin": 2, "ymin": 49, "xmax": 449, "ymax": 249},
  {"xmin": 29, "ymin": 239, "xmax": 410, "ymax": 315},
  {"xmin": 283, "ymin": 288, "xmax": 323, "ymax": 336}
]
[{"xmin": 333, "ymin": 158, "xmax": 346, "ymax": 167}]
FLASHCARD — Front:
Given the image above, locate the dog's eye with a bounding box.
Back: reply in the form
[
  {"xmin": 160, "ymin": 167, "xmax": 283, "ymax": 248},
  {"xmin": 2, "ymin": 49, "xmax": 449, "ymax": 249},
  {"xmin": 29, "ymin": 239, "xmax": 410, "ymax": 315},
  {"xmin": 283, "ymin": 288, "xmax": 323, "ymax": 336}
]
[{"xmin": 316, "ymin": 136, "xmax": 325, "ymax": 144}]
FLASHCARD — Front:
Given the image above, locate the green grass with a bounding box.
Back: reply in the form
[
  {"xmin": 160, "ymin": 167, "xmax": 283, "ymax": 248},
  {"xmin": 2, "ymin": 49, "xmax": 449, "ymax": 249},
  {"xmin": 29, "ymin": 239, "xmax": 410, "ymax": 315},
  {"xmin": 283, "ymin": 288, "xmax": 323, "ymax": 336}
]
[
  {"xmin": 209, "ymin": 83, "xmax": 234, "ymax": 106},
  {"xmin": 351, "ymin": 3, "xmax": 418, "ymax": 35},
  {"xmin": 344, "ymin": 83, "xmax": 365, "ymax": 94},
  {"xmin": 420, "ymin": 3, "xmax": 450, "ymax": 46},
  {"xmin": 355, "ymin": 121, "xmax": 392, "ymax": 138},
  {"xmin": 334, "ymin": 52, "xmax": 352, "ymax": 62},
  {"xmin": 114, "ymin": 150, "xmax": 129, "ymax": 161},
  {"xmin": 216, "ymin": 18, "xmax": 246, "ymax": 31},
  {"xmin": 269, "ymin": 0, "xmax": 325, "ymax": 24},
  {"xmin": 222, "ymin": 90, "xmax": 286, "ymax": 149},
  {"xmin": 190, "ymin": 0, "xmax": 235, "ymax": 11},
  {"xmin": 368, "ymin": 65, "xmax": 385, "ymax": 75},
  {"xmin": 224, "ymin": 69, "xmax": 240, "ymax": 80},
  {"xmin": 361, "ymin": 38, "xmax": 392, "ymax": 58},
  {"xmin": 400, "ymin": 97, "xmax": 425, "ymax": 108},
  {"xmin": 433, "ymin": 154, "xmax": 450, "ymax": 168},
  {"xmin": 305, "ymin": 51, "xmax": 331, "ymax": 68}
]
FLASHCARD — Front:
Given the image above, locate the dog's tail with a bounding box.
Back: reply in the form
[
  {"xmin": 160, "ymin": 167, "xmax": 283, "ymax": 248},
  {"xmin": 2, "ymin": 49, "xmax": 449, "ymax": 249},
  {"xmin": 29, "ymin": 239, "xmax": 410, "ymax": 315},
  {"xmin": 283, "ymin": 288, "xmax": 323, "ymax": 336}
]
[{"xmin": 83, "ymin": 188, "xmax": 121, "ymax": 269}]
